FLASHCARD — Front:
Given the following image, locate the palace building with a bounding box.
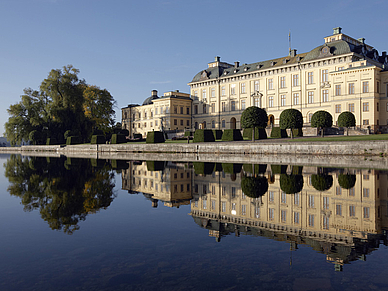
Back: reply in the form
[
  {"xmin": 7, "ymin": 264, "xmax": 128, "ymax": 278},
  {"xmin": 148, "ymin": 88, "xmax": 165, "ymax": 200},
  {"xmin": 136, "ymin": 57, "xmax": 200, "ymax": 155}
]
[
  {"xmin": 188, "ymin": 27, "xmax": 388, "ymax": 132},
  {"xmin": 121, "ymin": 90, "xmax": 192, "ymax": 138}
]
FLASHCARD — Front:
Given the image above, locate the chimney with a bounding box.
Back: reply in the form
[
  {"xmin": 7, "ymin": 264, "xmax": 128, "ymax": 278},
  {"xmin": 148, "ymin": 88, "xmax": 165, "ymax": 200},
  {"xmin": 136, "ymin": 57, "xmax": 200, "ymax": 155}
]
[
  {"xmin": 234, "ymin": 61, "xmax": 239, "ymax": 68},
  {"xmin": 382, "ymin": 51, "xmax": 386, "ymax": 57},
  {"xmin": 215, "ymin": 56, "xmax": 220, "ymax": 62},
  {"xmin": 333, "ymin": 27, "xmax": 342, "ymax": 35},
  {"xmin": 151, "ymin": 90, "xmax": 158, "ymax": 97}
]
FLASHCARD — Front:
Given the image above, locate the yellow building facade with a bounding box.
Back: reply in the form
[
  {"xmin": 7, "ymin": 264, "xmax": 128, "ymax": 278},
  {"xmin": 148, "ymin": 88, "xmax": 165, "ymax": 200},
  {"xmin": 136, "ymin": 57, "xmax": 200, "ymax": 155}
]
[
  {"xmin": 188, "ymin": 27, "xmax": 388, "ymax": 132},
  {"xmin": 121, "ymin": 90, "xmax": 192, "ymax": 138}
]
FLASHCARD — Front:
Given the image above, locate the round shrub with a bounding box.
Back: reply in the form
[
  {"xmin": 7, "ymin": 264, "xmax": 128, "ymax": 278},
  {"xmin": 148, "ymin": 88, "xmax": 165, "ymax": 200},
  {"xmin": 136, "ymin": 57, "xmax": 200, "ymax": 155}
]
[
  {"xmin": 280, "ymin": 174, "xmax": 304, "ymax": 194},
  {"xmin": 311, "ymin": 174, "xmax": 333, "ymax": 191},
  {"xmin": 241, "ymin": 176, "xmax": 268, "ymax": 198},
  {"xmin": 241, "ymin": 106, "xmax": 268, "ymax": 129},
  {"xmin": 338, "ymin": 173, "xmax": 356, "ymax": 189},
  {"xmin": 279, "ymin": 109, "xmax": 303, "ymax": 130},
  {"xmin": 311, "ymin": 111, "xmax": 333, "ymax": 129}
]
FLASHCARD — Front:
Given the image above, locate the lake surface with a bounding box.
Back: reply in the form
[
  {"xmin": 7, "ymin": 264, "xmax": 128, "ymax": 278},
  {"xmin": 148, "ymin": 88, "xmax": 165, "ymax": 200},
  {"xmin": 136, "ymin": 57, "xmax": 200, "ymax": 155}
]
[{"xmin": 1, "ymin": 154, "xmax": 388, "ymax": 290}]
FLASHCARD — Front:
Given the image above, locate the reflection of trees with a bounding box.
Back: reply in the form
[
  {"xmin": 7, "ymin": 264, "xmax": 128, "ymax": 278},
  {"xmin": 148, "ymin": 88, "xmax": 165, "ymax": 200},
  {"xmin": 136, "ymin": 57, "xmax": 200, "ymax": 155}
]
[
  {"xmin": 280, "ymin": 174, "xmax": 304, "ymax": 194},
  {"xmin": 338, "ymin": 174, "xmax": 356, "ymax": 189},
  {"xmin": 4, "ymin": 155, "xmax": 116, "ymax": 234},
  {"xmin": 311, "ymin": 174, "xmax": 333, "ymax": 192},
  {"xmin": 241, "ymin": 176, "xmax": 268, "ymax": 198}
]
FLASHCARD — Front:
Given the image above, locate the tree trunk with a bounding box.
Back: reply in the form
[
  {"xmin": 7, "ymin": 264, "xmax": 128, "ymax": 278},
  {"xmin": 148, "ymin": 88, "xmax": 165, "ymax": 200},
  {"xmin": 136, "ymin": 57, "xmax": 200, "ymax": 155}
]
[
  {"xmin": 290, "ymin": 128, "xmax": 294, "ymax": 139},
  {"xmin": 321, "ymin": 127, "xmax": 324, "ymax": 137},
  {"xmin": 252, "ymin": 127, "xmax": 255, "ymax": 142}
]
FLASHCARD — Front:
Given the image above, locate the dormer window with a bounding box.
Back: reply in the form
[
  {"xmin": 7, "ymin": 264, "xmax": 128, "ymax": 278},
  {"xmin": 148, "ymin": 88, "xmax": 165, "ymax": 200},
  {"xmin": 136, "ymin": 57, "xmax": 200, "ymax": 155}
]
[
  {"xmin": 234, "ymin": 69, "xmax": 238, "ymax": 73},
  {"xmin": 270, "ymin": 61, "xmax": 276, "ymax": 66},
  {"xmin": 257, "ymin": 64, "xmax": 262, "ymax": 69},
  {"xmin": 223, "ymin": 71, "xmax": 228, "ymax": 75},
  {"xmin": 244, "ymin": 67, "xmax": 249, "ymax": 71}
]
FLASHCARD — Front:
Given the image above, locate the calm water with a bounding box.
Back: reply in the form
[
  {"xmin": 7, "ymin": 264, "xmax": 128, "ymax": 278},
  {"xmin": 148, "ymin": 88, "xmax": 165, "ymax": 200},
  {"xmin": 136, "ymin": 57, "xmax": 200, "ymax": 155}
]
[{"xmin": 1, "ymin": 154, "xmax": 388, "ymax": 291}]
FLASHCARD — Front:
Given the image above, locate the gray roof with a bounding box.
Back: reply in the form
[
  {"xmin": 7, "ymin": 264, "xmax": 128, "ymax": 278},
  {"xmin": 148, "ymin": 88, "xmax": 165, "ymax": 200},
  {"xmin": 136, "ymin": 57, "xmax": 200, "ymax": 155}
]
[
  {"xmin": 142, "ymin": 95, "xmax": 159, "ymax": 105},
  {"xmin": 191, "ymin": 40, "xmax": 386, "ymax": 82}
]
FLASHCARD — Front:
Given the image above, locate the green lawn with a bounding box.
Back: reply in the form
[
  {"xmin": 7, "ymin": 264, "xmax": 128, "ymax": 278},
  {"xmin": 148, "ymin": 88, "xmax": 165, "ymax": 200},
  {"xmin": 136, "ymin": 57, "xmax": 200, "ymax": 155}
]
[{"xmin": 286, "ymin": 134, "xmax": 388, "ymax": 142}]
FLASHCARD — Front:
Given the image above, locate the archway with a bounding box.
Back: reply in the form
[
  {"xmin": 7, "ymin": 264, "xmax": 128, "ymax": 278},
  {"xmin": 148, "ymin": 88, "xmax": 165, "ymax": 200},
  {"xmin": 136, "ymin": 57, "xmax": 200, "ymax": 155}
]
[
  {"xmin": 230, "ymin": 117, "xmax": 236, "ymax": 129},
  {"xmin": 268, "ymin": 115, "xmax": 275, "ymax": 126}
]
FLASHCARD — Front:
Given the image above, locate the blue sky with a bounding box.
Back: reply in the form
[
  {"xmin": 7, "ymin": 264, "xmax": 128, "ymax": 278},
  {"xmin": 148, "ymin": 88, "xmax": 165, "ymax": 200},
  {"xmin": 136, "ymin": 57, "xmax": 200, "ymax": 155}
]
[{"xmin": 1, "ymin": 0, "xmax": 387, "ymax": 136}]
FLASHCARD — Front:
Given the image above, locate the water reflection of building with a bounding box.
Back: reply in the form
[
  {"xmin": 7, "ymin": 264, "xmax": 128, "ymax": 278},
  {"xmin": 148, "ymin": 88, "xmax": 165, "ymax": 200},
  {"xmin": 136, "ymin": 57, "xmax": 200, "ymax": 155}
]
[
  {"xmin": 121, "ymin": 161, "xmax": 192, "ymax": 208},
  {"xmin": 190, "ymin": 165, "xmax": 388, "ymax": 270}
]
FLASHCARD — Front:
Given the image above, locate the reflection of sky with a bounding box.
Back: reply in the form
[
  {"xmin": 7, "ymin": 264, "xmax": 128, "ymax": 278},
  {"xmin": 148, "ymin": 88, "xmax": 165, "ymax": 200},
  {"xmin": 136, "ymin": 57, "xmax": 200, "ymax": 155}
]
[{"xmin": 1, "ymin": 156, "xmax": 388, "ymax": 290}]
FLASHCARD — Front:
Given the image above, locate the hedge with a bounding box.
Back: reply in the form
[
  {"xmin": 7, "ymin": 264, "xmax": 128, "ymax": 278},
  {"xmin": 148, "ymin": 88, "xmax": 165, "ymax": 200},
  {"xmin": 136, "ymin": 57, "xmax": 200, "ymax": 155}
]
[
  {"xmin": 111, "ymin": 134, "xmax": 127, "ymax": 144},
  {"xmin": 222, "ymin": 163, "xmax": 242, "ymax": 174},
  {"xmin": 193, "ymin": 129, "xmax": 215, "ymax": 142},
  {"xmin": 243, "ymin": 164, "xmax": 267, "ymax": 175},
  {"xmin": 133, "ymin": 133, "xmax": 142, "ymax": 139},
  {"xmin": 291, "ymin": 128, "xmax": 303, "ymax": 137},
  {"xmin": 270, "ymin": 127, "xmax": 287, "ymax": 138},
  {"xmin": 90, "ymin": 158, "xmax": 106, "ymax": 168},
  {"xmin": 243, "ymin": 128, "xmax": 267, "ymax": 140},
  {"xmin": 146, "ymin": 161, "xmax": 166, "ymax": 171},
  {"xmin": 193, "ymin": 162, "xmax": 215, "ymax": 175},
  {"xmin": 213, "ymin": 130, "xmax": 223, "ymax": 140},
  {"xmin": 66, "ymin": 136, "xmax": 82, "ymax": 145},
  {"xmin": 91, "ymin": 135, "xmax": 106, "ymax": 144},
  {"xmin": 271, "ymin": 164, "xmax": 288, "ymax": 174},
  {"xmin": 46, "ymin": 138, "xmax": 58, "ymax": 145},
  {"xmin": 111, "ymin": 159, "xmax": 129, "ymax": 170},
  {"xmin": 184, "ymin": 131, "xmax": 193, "ymax": 137},
  {"xmin": 222, "ymin": 129, "xmax": 243, "ymax": 141},
  {"xmin": 146, "ymin": 131, "xmax": 165, "ymax": 143}
]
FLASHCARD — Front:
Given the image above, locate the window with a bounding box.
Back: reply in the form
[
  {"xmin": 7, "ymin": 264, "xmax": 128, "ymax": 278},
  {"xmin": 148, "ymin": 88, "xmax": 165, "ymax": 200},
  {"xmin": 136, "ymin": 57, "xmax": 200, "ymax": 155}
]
[
  {"xmin": 335, "ymin": 104, "xmax": 341, "ymax": 113},
  {"xmin": 174, "ymin": 119, "xmax": 177, "ymax": 125},
  {"xmin": 308, "ymin": 113, "xmax": 313, "ymax": 123},
  {"xmin": 221, "ymin": 120, "xmax": 225, "ymax": 128},
  {"xmin": 322, "ymin": 90, "xmax": 329, "ymax": 102},
  {"xmin": 203, "ymin": 104, "xmax": 207, "ymax": 114},
  {"xmin": 308, "ymin": 214, "xmax": 314, "ymax": 227},
  {"xmin": 308, "ymin": 72, "xmax": 314, "ymax": 84},
  {"xmin": 323, "ymin": 216, "xmax": 329, "ymax": 230},
  {"xmin": 269, "ymin": 191, "xmax": 274, "ymax": 202},
  {"xmin": 254, "ymin": 98, "xmax": 260, "ymax": 107},
  {"xmin": 308, "ymin": 195, "xmax": 315, "ymax": 208},
  {"xmin": 221, "ymin": 202, "xmax": 226, "ymax": 212},
  {"xmin": 322, "ymin": 69, "xmax": 328, "ymax": 82},
  {"xmin": 186, "ymin": 107, "xmax": 190, "ymax": 114},
  {"xmin": 363, "ymin": 81, "xmax": 369, "ymax": 93},
  {"xmin": 186, "ymin": 120, "xmax": 189, "ymax": 126},
  {"xmin": 155, "ymin": 120, "xmax": 158, "ymax": 126},
  {"xmin": 363, "ymin": 102, "xmax": 369, "ymax": 112},
  {"xmin": 308, "ymin": 91, "xmax": 314, "ymax": 104},
  {"xmin": 336, "ymin": 204, "xmax": 342, "ymax": 216},
  {"xmin": 281, "ymin": 95, "xmax": 286, "ymax": 106},
  {"xmin": 155, "ymin": 108, "xmax": 158, "ymax": 115},
  {"xmin": 335, "ymin": 85, "xmax": 341, "ymax": 96},
  {"xmin": 211, "ymin": 88, "xmax": 215, "ymax": 97},
  {"xmin": 293, "ymin": 74, "xmax": 299, "ymax": 86},
  {"xmin": 281, "ymin": 192, "xmax": 287, "ymax": 204},
  {"xmin": 349, "ymin": 83, "xmax": 355, "ymax": 94},
  {"xmin": 180, "ymin": 120, "xmax": 183, "ymax": 126},
  {"xmin": 202, "ymin": 89, "xmax": 206, "ymax": 99},
  {"xmin": 349, "ymin": 103, "xmax": 355, "ymax": 112},
  {"xmin": 363, "ymin": 207, "xmax": 370, "ymax": 219},
  {"xmin": 377, "ymin": 81, "xmax": 380, "ymax": 93},
  {"xmin": 293, "ymin": 93, "xmax": 299, "ymax": 105},
  {"xmin": 221, "ymin": 102, "xmax": 226, "ymax": 112},
  {"xmin": 254, "ymin": 81, "xmax": 259, "ymax": 91},
  {"xmin": 242, "ymin": 205, "xmax": 246, "ymax": 216},
  {"xmin": 194, "ymin": 105, "xmax": 198, "ymax": 114},
  {"xmin": 221, "ymin": 86, "xmax": 226, "ymax": 96},
  {"xmin": 241, "ymin": 83, "xmax": 246, "ymax": 93},
  {"xmin": 336, "ymin": 186, "xmax": 342, "ymax": 195},
  {"xmin": 211, "ymin": 200, "xmax": 216, "ymax": 210},
  {"xmin": 231, "ymin": 101, "xmax": 236, "ymax": 111},
  {"xmin": 241, "ymin": 100, "xmax": 246, "ymax": 110},
  {"xmin": 294, "ymin": 212, "xmax": 300, "ymax": 224},
  {"xmin": 268, "ymin": 79, "xmax": 273, "ymax": 90},
  {"xmin": 268, "ymin": 96, "xmax": 274, "ymax": 108},
  {"xmin": 363, "ymin": 188, "xmax": 370, "ymax": 197},
  {"xmin": 349, "ymin": 188, "xmax": 355, "ymax": 196},
  {"xmin": 231, "ymin": 84, "xmax": 236, "ymax": 95},
  {"xmin": 180, "ymin": 107, "xmax": 183, "ymax": 114},
  {"xmin": 280, "ymin": 76, "xmax": 286, "ymax": 88},
  {"xmin": 211, "ymin": 120, "xmax": 215, "ymax": 128},
  {"xmin": 349, "ymin": 205, "xmax": 356, "ymax": 217},
  {"xmin": 269, "ymin": 208, "xmax": 275, "ymax": 220},
  {"xmin": 323, "ymin": 197, "xmax": 329, "ymax": 209},
  {"xmin": 294, "ymin": 193, "xmax": 300, "ymax": 205},
  {"xmin": 281, "ymin": 210, "xmax": 287, "ymax": 222},
  {"xmin": 211, "ymin": 103, "xmax": 215, "ymax": 113},
  {"xmin": 338, "ymin": 66, "xmax": 344, "ymax": 71}
]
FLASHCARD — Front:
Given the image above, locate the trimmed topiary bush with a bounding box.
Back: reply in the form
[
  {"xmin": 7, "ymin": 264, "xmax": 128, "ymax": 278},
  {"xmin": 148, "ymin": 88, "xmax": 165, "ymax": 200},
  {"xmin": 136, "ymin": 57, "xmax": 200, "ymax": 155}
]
[
  {"xmin": 291, "ymin": 128, "xmax": 303, "ymax": 137},
  {"xmin": 146, "ymin": 131, "xmax": 165, "ymax": 143},
  {"xmin": 91, "ymin": 135, "xmax": 106, "ymax": 144},
  {"xmin": 193, "ymin": 162, "xmax": 215, "ymax": 175},
  {"xmin": 120, "ymin": 129, "xmax": 129, "ymax": 136},
  {"xmin": 279, "ymin": 108, "xmax": 303, "ymax": 138},
  {"xmin": 270, "ymin": 127, "xmax": 287, "ymax": 138},
  {"xmin": 280, "ymin": 174, "xmax": 304, "ymax": 194},
  {"xmin": 338, "ymin": 111, "xmax": 356, "ymax": 136},
  {"xmin": 193, "ymin": 129, "xmax": 215, "ymax": 143},
  {"xmin": 66, "ymin": 136, "xmax": 82, "ymax": 145},
  {"xmin": 146, "ymin": 161, "xmax": 166, "ymax": 171},
  {"xmin": 46, "ymin": 138, "xmax": 58, "ymax": 145},
  {"xmin": 338, "ymin": 173, "xmax": 356, "ymax": 189},
  {"xmin": 241, "ymin": 176, "xmax": 269, "ymax": 198},
  {"xmin": 243, "ymin": 127, "xmax": 267, "ymax": 140},
  {"xmin": 312, "ymin": 174, "xmax": 333, "ymax": 191},
  {"xmin": 222, "ymin": 129, "xmax": 243, "ymax": 141},
  {"xmin": 213, "ymin": 130, "xmax": 223, "ymax": 140},
  {"xmin": 133, "ymin": 133, "xmax": 142, "ymax": 139},
  {"xmin": 311, "ymin": 110, "xmax": 333, "ymax": 137},
  {"xmin": 111, "ymin": 134, "xmax": 127, "ymax": 144}
]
